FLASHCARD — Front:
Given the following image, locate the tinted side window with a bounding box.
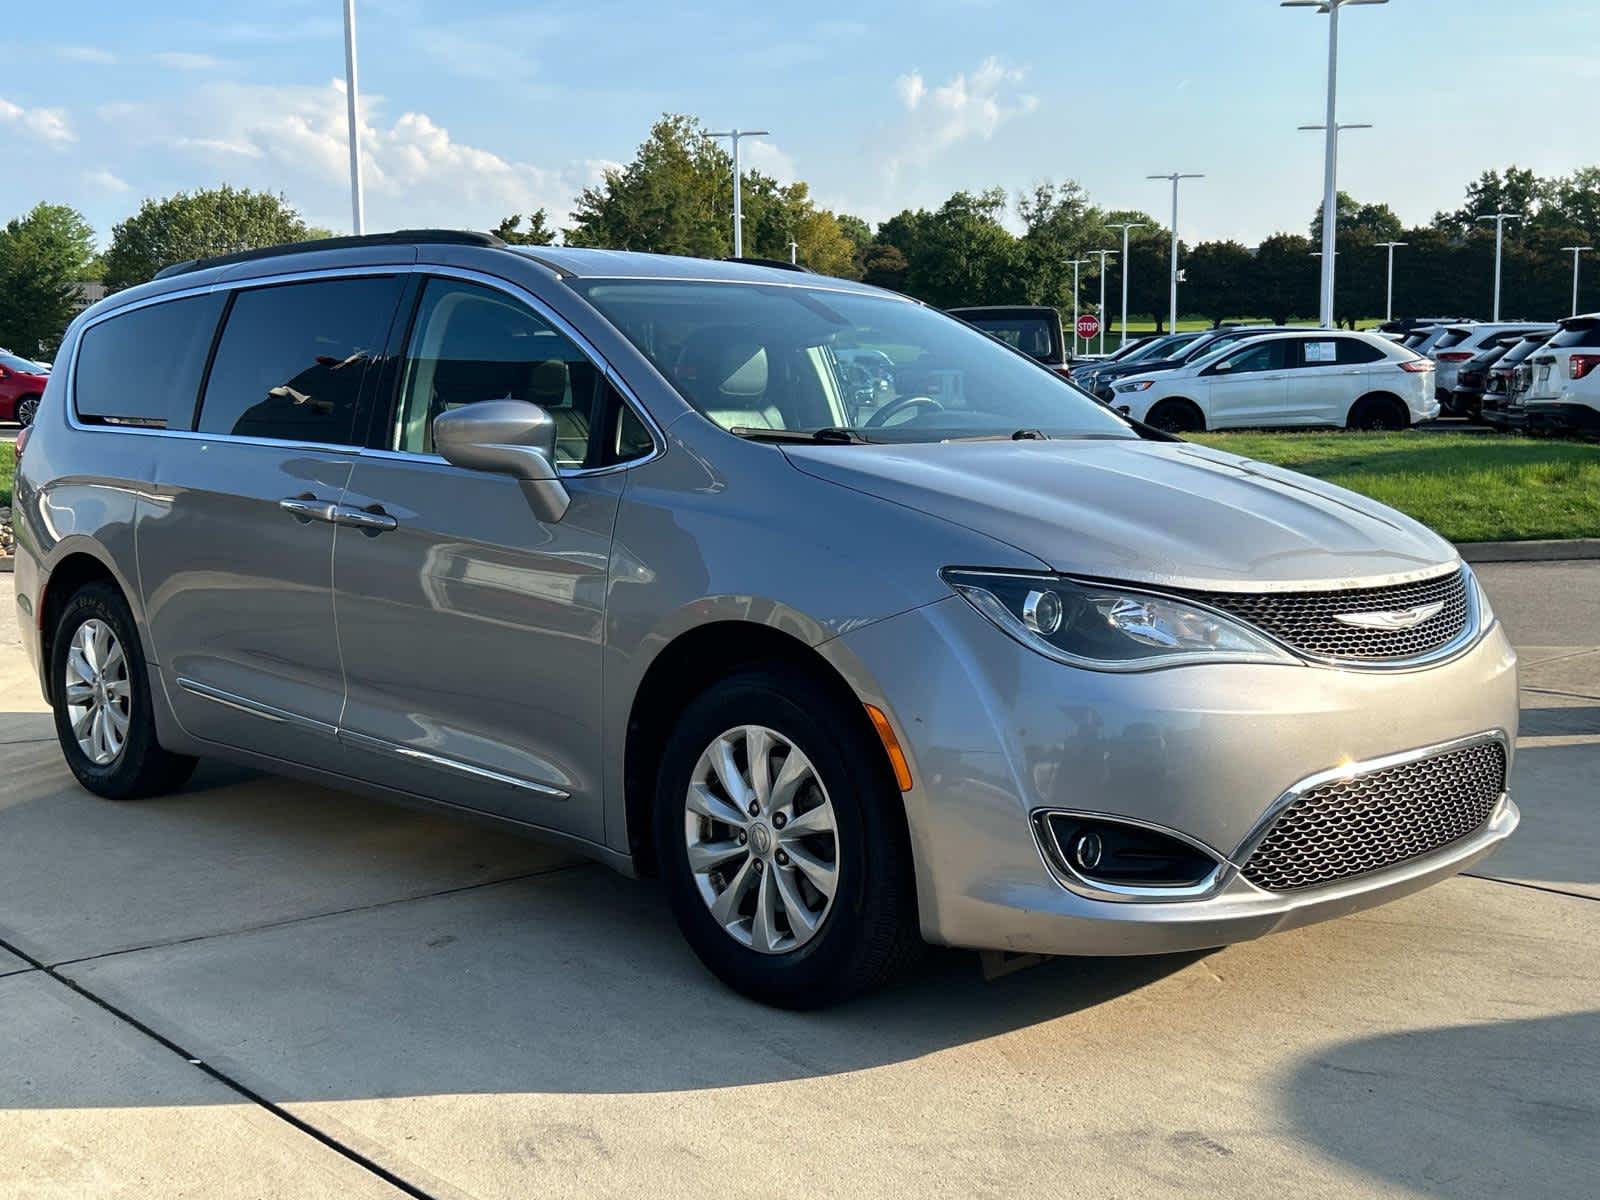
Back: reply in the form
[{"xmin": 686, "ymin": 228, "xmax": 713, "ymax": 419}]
[
  {"xmin": 75, "ymin": 293, "xmax": 225, "ymax": 429},
  {"xmin": 197, "ymin": 277, "xmax": 401, "ymax": 444},
  {"xmin": 1218, "ymin": 341, "xmax": 1288, "ymax": 373},
  {"xmin": 393, "ymin": 279, "xmax": 604, "ymax": 467},
  {"xmin": 1335, "ymin": 339, "xmax": 1386, "ymax": 365}
]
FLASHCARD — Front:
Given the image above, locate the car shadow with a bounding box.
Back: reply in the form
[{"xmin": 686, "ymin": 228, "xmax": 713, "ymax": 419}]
[{"xmin": 1281, "ymin": 1011, "xmax": 1600, "ymax": 1196}]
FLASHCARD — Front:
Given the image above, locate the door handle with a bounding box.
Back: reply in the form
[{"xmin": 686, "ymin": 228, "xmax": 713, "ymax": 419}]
[
  {"xmin": 279, "ymin": 496, "xmax": 338, "ymax": 524},
  {"xmin": 332, "ymin": 503, "xmax": 398, "ymax": 534}
]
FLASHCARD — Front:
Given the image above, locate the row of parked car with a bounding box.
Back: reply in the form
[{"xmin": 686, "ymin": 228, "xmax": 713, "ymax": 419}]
[{"xmin": 1393, "ymin": 317, "xmax": 1600, "ymax": 435}]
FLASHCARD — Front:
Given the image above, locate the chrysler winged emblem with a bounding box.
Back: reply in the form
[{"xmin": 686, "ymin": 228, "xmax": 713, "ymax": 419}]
[{"xmin": 1332, "ymin": 601, "xmax": 1446, "ymax": 631}]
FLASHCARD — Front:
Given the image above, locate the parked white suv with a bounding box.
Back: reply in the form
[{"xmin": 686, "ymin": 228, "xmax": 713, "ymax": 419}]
[
  {"xmin": 1110, "ymin": 331, "xmax": 1436, "ymax": 432},
  {"xmin": 1430, "ymin": 323, "xmax": 1555, "ymax": 408},
  {"xmin": 1525, "ymin": 313, "xmax": 1600, "ymax": 436}
]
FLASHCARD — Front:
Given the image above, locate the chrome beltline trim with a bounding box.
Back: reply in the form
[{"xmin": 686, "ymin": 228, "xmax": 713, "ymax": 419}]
[{"xmin": 1230, "ymin": 728, "xmax": 1512, "ymax": 868}]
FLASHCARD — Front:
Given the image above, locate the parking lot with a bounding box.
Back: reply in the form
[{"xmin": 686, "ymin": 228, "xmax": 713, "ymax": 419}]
[{"xmin": 1, "ymin": 562, "xmax": 1596, "ymax": 1199}]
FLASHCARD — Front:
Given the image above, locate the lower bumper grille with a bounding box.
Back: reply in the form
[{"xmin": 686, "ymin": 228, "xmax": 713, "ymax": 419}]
[{"xmin": 1240, "ymin": 739, "xmax": 1508, "ymax": 892}]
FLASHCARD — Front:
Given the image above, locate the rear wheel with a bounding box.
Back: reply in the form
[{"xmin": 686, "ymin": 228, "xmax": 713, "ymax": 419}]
[
  {"xmin": 1145, "ymin": 397, "xmax": 1205, "ymax": 434},
  {"xmin": 1347, "ymin": 394, "xmax": 1408, "ymax": 431},
  {"xmin": 14, "ymin": 394, "xmax": 40, "ymax": 427},
  {"xmin": 654, "ymin": 664, "xmax": 920, "ymax": 1008},
  {"xmin": 50, "ymin": 583, "xmax": 197, "ymax": 799}
]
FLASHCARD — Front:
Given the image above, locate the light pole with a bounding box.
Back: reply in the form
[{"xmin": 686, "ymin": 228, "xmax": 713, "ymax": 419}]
[
  {"xmin": 1091, "ymin": 249, "xmax": 1117, "ymax": 355},
  {"xmin": 1067, "ymin": 258, "xmax": 1089, "ymax": 355},
  {"xmin": 342, "ymin": 0, "xmax": 365, "ymax": 235},
  {"xmin": 1476, "ymin": 212, "xmax": 1520, "ymax": 321},
  {"xmin": 1375, "ymin": 240, "xmax": 1406, "ymax": 323},
  {"xmin": 707, "ymin": 128, "xmax": 770, "ymax": 258},
  {"xmin": 1107, "ymin": 222, "xmax": 1147, "ymax": 347},
  {"xmin": 1283, "ymin": 0, "xmax": 1388, "ymax": 329},
  {"xmin": 1297, "ymin": 121, "xmax": 1371, "ymax": 326},
  {"xmin": 1147, "ymin": 173, "xmax": 1203, "ymax": 333},
  {"xmin": 787, "ymin": 234, "xmax": 798, "ymax": 265},
  {"xmin": 1562, "ymin": 245, "xmax": 1592, "ymax": 317}
]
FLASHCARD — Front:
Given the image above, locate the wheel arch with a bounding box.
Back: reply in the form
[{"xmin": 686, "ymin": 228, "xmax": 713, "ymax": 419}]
[
  {"xmin": 38, "ymin": 549, "xmax": 129, "ymax": 706},
  {"xmin": 1147, "ymin": 395, "xmax": 1207, "ymax": 431},
  {"xmin": 1348, "ymin": 390, "xmax": 1409, "ymax": 429},
  {"xmin": 622, "ymin": 619, "xmax": 909, "ymax": 878}
]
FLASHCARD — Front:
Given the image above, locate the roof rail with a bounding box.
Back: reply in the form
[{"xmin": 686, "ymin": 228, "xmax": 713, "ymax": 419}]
[
  {"xmin": 722, "ymin": 256, "xmax": 815, "ymax": 274},
  {"xmin": 153, "ymin": 229, "xmax": 507, "ymax": 280}
]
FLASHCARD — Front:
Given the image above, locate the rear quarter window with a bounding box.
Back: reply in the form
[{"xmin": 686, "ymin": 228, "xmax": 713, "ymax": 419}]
[
  {"xmin": 74, "ymin": 293, "xmax": 226, "ymax": 429},
  {"xmin": 1548, "ymin": 322, "xmax": 1600, "ymax": 350}
]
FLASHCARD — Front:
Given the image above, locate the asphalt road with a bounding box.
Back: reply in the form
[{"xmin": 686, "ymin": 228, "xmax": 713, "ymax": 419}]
[{"xmin": 0, "ymin": 565, "xmax": 1596, "ymax": 1199}]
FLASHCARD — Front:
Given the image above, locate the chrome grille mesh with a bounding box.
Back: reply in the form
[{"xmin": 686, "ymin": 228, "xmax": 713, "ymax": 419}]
[
  {"xmin": 1240, "ymin": 740, "xmax": 1507, "ymax": 892},
  {"xmin": 1180, "ymin": 568, "xmax": 1470, "ymax": 662}
]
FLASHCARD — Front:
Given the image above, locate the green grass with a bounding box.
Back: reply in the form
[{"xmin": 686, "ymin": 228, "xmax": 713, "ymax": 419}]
[
  {"xmin": 1189, "ymin": 432, "xmax": 1600, "ymax": 544},
  {"xmin": 0, "ymin": 449, "xmax": 12, "ymax": 509}
]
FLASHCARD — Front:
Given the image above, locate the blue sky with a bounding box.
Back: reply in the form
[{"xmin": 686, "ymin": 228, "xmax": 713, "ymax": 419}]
[{"xmin": 3, "ymin": 0, "xmax": 1595, "ymax": 249}]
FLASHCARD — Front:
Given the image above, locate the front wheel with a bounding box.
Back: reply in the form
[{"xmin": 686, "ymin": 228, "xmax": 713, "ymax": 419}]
[
  {"xmin": 1145, "ymin": 398, "xmax": 1205, "ymax": 434},
  {"xmin": 655, "ymin": 665, "xmax": 921, "ymax": 1008}
]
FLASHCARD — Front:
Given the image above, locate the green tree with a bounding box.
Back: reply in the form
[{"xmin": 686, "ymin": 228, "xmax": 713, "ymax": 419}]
[
  {"xmin": 103, "ymin": 186, "xmax": 323, "ymax": 291},
  {"xmin": 1434, "ymin": 167, "xmax": 1541, "ymax": 236},
  {"xmin": 566, "ymin": 114, "xmax": 732, "ymax": 256},
  {"xmin": 1310, "ymin": 191, "xmax": 1404, "ymax": 245},
  {"xmin": 859, "ymin": 243, "xmax": 909, "ymax": 291},
  {"xmin": 493, "ymin": 209, "xmax": 558, "ymax": 245},
  {"xmin": 1253, "ymin": 233, "xmax": 1316, "ymax": 325},
  {"xmin": 1185, "ymin": 240, "xmax": 1256, "ymax": 326},
  {"xmin": 0, "ymin": 203, "xmax": 97, "ymax": 357},
  {"xmin": 834, "ymin": 213, "xmax": 874, "ymax": 254},
  {"xmin": 875, "ymin": 189, "xmax": 1022, "ymax": 308}
]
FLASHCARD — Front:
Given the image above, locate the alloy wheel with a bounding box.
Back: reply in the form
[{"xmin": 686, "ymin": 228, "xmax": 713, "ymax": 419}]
[
  {"xmin": 16, "ymin": 396, "xmax": 38, "ymax": 427},
  {"xmin": 684, "ymin": 724, "xmax": 840, "ymax": 954},
  {"xmin": 63, "ymin": 618, "xmax": 131, "ymax": 766}
]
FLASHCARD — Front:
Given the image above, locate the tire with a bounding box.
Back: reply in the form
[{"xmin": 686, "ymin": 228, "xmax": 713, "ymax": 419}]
[
  {"xmin": 1347, "ymin": 394, "xmax": 1408, "ymax": 432},
  {"xmin": 654, "ymin": 664, "xmax": 921, "ymax": 1008},
  {"xmin": 14, "ymin": 394, "xmax": 40, "ymax": 427},
  {"xmin": 49, "ymin": 582, "xmax": 197, "ymax": 800},
  {"xmin": 1145, "ymin": 398, "xmax": 1205, "ymax": 434}
]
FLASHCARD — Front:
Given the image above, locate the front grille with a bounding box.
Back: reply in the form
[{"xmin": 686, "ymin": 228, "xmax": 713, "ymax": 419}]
[
  {"xmin": 1240, "ymin": 740, "xmax": 1506, "ymax": 892},
  {"xmin": 1179, "ymin": 567, "xmax": 1470, "ymax": 662}
]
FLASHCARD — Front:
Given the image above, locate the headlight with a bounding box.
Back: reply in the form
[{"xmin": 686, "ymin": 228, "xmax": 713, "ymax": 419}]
[
  {"xmin": 943, "ymin": 570, "xmax": 1299, "ymax": 671},
  {"xmin": 1114, "ymin": 379, "xmax": 1155, "ymax": 393}
]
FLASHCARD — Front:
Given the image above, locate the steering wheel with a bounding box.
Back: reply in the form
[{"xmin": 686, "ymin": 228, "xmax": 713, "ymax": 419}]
[{"xmin": 864, "ymin": 394, "xmax": 945, "ymax": 429}]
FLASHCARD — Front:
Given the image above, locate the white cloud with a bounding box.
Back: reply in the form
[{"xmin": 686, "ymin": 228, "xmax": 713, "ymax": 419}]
[
  {"xmin": 0, "ymin": 97, "xmax": 76, "ymax": 145},
  {"xmin": 84, "ymin": 169, "xmax": 131, "ymax": 193},
  {"xmin": 741, "ymin": 138, "xmax": 798, "ymax": 186},
  {"xmin": 888, "ymin": 57, "xmax": 1037, "ymax": 176},
  {"xmin": 156, "ymin": 52, "xmax": 225, "ymax": 70},
  {"xmin": 58, "ymin": 46, "xmax": 117, "ymax": 64},
  {"xmin": 119, "ymin": 80, "xmax": 585, "ymax": 232}
]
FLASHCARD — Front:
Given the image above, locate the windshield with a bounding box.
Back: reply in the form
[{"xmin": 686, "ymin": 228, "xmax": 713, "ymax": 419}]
[
  {"xmin": 575, "ymin": 280, "xmax": 1135, "ymax": 442},
  {"xmin": 1122, "ymin": 333, "xmax": 1188, "ymax": 362}
]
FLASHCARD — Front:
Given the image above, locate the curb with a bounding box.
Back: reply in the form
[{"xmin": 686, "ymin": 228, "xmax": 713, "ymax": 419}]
[{"xmin": 1456, "ymin": 539, "xmax": 1600, "ymax": 563}]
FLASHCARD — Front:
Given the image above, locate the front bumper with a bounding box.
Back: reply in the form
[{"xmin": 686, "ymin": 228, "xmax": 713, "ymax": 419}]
[{"xmin": 834, "ymin": 595, "xmax": 1519, "ymax": 957}]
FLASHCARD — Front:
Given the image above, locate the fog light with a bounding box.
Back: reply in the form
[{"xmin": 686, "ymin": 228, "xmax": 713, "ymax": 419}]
[
  {"xmin": 1073, "ymin": 831, "xmax": 1103, "ymax": 870},
  {"xmin": 1041, "ymin": 814, "xmax": 1218, "ymax": 889}
]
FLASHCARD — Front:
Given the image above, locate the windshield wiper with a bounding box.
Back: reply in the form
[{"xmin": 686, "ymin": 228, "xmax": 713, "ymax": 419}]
[
  {"xmin": 729, "ymin": 426, "xmax": 871, "ymax": 444},
  {"xmin": 941, "ymin": 429, "xmax": 1052, "ymax": 443}
]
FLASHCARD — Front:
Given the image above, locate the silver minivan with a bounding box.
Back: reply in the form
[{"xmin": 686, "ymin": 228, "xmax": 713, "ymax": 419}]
[{"xmin": 11, "ymin": 233, "xmax": 1519, "ymax": 1007}]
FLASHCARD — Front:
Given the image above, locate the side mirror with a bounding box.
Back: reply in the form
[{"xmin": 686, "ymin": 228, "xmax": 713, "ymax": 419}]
[{"xmin": 433, "ymin": 400, "xmax": 570, "ymax": 523}]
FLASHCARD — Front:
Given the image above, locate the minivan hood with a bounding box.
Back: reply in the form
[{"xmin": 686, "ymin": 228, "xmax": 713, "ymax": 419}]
[{"xmin": 784, "ymin": 438, "xmax": 1457, "ymax": 591}]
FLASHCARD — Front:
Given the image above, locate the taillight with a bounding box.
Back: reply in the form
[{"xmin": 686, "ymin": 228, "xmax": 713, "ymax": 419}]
[
  {"xmin": 1570, "ymin": 354, "xmax": 1600, "ymax": 380},
  {"xmin": 1398, "ymin": 359, "xmax": 1432, "ymax": 373},
  {"xmin": 13, "ymin": 423, "xmax": 29, "ymax": 464},
  {"xmin": 1436, "ymin": 352, "xmax": 1474, "ymax": 362}
]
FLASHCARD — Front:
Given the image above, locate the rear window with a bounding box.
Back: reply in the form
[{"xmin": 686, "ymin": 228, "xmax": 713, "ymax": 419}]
[
  {"xmin": 965, "ymin": 316, "xmax": 1057, "ymax": 360},
  {"xmin": 1433, "ymin": 328, "xmax": 1474, "ymax": 350},
  {"xmin": 1548, "ymin": 321, "xmax": 1600, "ymax": 350},
  {"xmin": 74, "ymin": 294, "xmax": 225, "ymax": 430},
  {"xmin": 196, "ymin": 277, "xmax": 402, "ymax": 445}
]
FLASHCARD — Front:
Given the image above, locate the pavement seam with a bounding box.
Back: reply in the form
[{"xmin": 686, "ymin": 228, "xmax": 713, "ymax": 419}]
[
  {"xmin": 46, "ymin": 860, "xmax": 594, "ymax": 972},
  {"xmin": 1520, "ymin": 685, "xmax": 1600, "ymax": 703},
  {"xmin": 1461, "ymin": 872, "xmax": 1600, "ymax": 903},
  {"xmin": 0, "ymin": 930, "xmax": 440, "ymax": 1200}
]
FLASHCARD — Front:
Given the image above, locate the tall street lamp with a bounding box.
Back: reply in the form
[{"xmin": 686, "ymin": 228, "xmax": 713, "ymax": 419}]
[
  {"xmin": 1067, "ymin": 258, "xmax": 1089, "ymax": 355},
  {"xmin": 1375, "ymin": 240, "xmax": 1406, "ymax": 323},
  {"xmin": 1147, "ymin": 173, "xmax": 1203, "ymax": 333},
  {"xmin": 707, "ymin": 128, "xmax": 770, "ymax": 257},
  {"xmin": 343, "ymin": 0, "xmax": 365, "ymax": 235},
  {"xmin": 1107, "ymin": 222, "xmax": 1147, "ymax": 347},
  {"xmin": 1283, "ymin": 0, "xmax": 1388, "ymax": 329},
  {"xmin": 1477, "ymin": 212, "xmax": 1520, "ymax": 321},
  {"xmin": 1091, "ymin": 249, "xmax": 1117, "ymax": 355},
  {"xmin": 1297, "ymin": 120, "xmax": 1371, "ymax": 327},
  {"xmin": 1562, "ymin": 245, "xmax": 1593, "ymax": 317}
]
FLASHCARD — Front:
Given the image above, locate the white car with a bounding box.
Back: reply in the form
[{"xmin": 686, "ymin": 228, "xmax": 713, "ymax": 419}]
[
  {"xmin": 1430, "ymin": 322, "xmax": 1555, "ymax": 404},
  {"xmin": 1109, "ymin": 331, "xmax": 1437, "ymax": 432},
  {"xmin": 1525, "ymin": 313, "xmax": 1600, "ymax": 436}
]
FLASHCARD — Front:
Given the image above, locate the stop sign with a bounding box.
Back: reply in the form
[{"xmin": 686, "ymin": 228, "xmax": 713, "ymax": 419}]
[{"xmin": 1075, "ymin": 313, "xmax": 1102, "ymax": 340}]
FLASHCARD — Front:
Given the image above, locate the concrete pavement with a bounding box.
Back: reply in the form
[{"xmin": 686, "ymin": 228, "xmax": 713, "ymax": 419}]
[{"xmin": 1, "ymin": 566, "xmax": 1596, "ymax": 1199}]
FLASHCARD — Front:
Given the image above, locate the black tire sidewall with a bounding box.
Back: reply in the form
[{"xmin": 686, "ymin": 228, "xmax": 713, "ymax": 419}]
[
  {"xmin": 654, "ymin": 666, "xmax": 912, "ymax": 1007},
  {"xmin": 49, "ymin": 583, "xmax": 179, "ymax": 799},
  {"xmin": 1149, "ymin": 399, "xmax": 1202, "ymax": 433}
]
